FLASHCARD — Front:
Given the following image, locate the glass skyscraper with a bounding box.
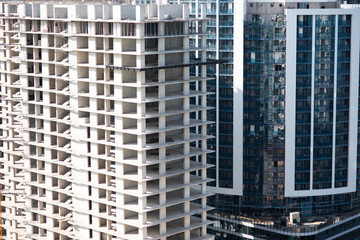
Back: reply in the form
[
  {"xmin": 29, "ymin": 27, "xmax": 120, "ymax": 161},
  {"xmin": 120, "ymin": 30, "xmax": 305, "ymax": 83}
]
[
  {"xmin": 169, "ymin": 0, "xmax": 241, "ymax": 212},
  {"xmin": 175, "ymin": 0, "xmax": 360, "ymax": 238},
  {"xmin": 242, "ymin": 11, "xmax": 287, "ymax": 216}
]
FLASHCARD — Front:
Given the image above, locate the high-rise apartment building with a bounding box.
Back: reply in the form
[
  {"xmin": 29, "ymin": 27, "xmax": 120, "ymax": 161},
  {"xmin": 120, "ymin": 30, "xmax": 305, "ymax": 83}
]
[
  {"xmin": 169, "ymin": 0, "xmax": 241, "ymax": 211},
  {"xmin": 171, "ymin": 0, "xmax": 360, "ymax": 239},
  {"xmin": 234, "ymin": 0, "xmax": 360, "ymax": 217},
  {"xmin": 207, "ymin": 0, "xmax": 360, "ymax": 239},
  {"xmin": 0, "ymin": 2, "xmax": 214, "ymax": 239}
]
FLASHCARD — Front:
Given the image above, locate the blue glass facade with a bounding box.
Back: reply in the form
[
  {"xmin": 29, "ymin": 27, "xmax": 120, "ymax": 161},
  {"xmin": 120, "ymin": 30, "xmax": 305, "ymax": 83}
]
[
  {"xmin": 295, "ymin": 15, "xmax": 312, "ymax": 191},
  {"xmin": 176, "ymin": 0, "xmax": 360, "ymax": 224},
  {"xmin": 206, "ymin": 0, "xmax": 237, "ymax": 213},
  {"xmin": 313, "ymin": 15, "xmax": 335, "ymax": 190},
  {"xmin": 335, "ymin": 15, "xmax": 351, "ymax": 188},
  {"xmin": 242, "ymin": 18, "xmax": 287, "ymax": 216},
  {"xmin": 288, "ymin": 14, "xmax": 360, "ymax": 217},
  {"xmin": 217, "ymin": 1, "xmax": 234, "ymax": 190},
  {"xmin": 171, "ymin": 0, "xmax": 235, "ymax": 194},
  {"xmin": 234, "ymin": 9, "xmax": 360, "ymax": 219}
]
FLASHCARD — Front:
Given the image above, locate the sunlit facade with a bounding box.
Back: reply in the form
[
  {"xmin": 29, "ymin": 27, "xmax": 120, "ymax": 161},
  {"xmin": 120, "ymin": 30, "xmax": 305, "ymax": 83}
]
[{"xmin": 0, "ymin": 2, "xmax": 214, "ymax": 239}]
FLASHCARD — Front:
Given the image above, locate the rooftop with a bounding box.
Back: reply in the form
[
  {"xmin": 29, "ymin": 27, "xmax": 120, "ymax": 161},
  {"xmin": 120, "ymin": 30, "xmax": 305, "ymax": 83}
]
[{"xmin": 1, "ymin": 1, "xmax": 199, "ymax": 23}]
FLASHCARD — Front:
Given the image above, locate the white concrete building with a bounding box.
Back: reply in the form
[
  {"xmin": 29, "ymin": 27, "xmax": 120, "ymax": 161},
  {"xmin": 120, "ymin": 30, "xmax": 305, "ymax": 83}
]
[{"xmin": 0, "ymin": 2, "xmax": 214, "ymax": 240}]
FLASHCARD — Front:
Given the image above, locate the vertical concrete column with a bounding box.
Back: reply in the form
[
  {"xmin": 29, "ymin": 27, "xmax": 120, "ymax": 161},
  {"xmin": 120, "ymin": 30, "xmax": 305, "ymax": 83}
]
[
  {"xmin": 18, "ymin": 4, "xmax": 25, "ymax": 18},
  {"xmin": 183, "ymin": 4, "xmax": 189, "ymax": 20},
  {"xmin": 113, "ymin": 5, "xmax": 122, "ymax": 21},
  {"xmin": 137, "ymin": 38, "xmax": 145, "ymax": 54},
  {"xmin": 136, "ymin": 5, "xmax": 145, "ymax": 22},
  {"xmin": 113, "ymin": 38, "xmax": 122, "ymax": 55},
  {"xmin": 158, "ymin": 22, "xmax": 166, "ymax": 151},
  {"xmin": 158, "ymin": 20, "xmax": 166, "ymax": 149},
  {"xmin": 138, "ymin": 227, "xmax": 148, "ymax": 240},
  {"xmin": 136, "ymin": 54, "xmax": 145, "ymax": 69},
  {"xmin": 87, "ymin": 5, "xmax": 95, "ymax": 20}
]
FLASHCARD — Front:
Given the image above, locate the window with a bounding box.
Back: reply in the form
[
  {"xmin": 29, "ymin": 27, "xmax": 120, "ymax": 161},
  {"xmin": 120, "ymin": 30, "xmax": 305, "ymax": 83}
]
[
  {"xmin": 145, "ymin": 23, "xmax": 158, "ymax": 36},
  {"xmin": 77, "ymin": 22, "xmax": 88, "ymax": 34},
  {"xmin": 95, "ymin": 22, "xmax": 103, "ymax": 35},
  {"xmin": 122, "ymin": 23, "xmax": 135, "ymax": 36},
  {"xmin": 252, "ymin": 14, "xmax": 259, "ymax": 21},
  {"xmin": 165, "ymin": 22, "xmax": 184, "ymax": 35}
]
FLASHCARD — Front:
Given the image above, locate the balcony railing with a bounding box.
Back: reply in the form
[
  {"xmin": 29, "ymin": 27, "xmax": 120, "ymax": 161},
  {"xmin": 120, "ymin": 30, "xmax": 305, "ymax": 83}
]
[{"xmin": 209, "ymin": 207, "xmax": 360, "ymax": 235}]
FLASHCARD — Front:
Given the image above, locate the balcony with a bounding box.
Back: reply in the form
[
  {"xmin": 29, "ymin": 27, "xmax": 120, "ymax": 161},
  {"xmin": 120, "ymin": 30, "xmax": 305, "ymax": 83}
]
[{"xmin": 123, "ymin": 161, "xmax": 210, "ymax": 182}]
